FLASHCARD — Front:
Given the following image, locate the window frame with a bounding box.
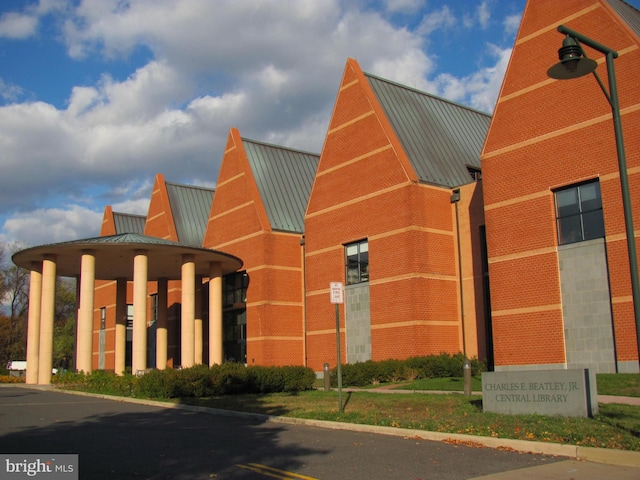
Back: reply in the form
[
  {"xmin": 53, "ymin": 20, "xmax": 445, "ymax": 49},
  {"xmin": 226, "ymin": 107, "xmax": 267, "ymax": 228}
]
[
  {"xmin": 554, "ymin": 180, "xmax": 605, "ymax": 246},
  {"xmin": 345, "ymin": 239, "xmax": 369, "ymax": 285}
]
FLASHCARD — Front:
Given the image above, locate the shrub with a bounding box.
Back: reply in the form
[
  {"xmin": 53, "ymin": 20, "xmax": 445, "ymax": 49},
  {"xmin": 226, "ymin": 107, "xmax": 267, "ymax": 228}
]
[
  {"xmin": 281, "ymin": 365, "xmax": 316, "ymax": 392},
  {"xmin": 0, "ymin": 375, "xmax": 25, "ymax": 384},
  {"xmin": 334, "ymin": 353, "xmax": 487, "ymax": 387},
  {"xmin": 209, "ymin": 362, "xmax": 250, "ymax": 395},
  {"xmin": 133, "ymin": 368, "xmax": 179, "ymax": 399},
  {"xmin": 177, "ymin": 364, "xmax": 213, "ymax": 397}
]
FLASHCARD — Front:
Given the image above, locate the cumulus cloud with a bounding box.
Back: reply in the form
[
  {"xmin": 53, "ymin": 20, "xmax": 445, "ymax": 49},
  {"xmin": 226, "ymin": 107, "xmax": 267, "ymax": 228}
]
[
  {"xmin": 435, "ymin": 43, "xmax": 512, "ymax": 113},
  {"xmin": 1, "ymin": 206, "xmax": 103, "ymax": 246},
  {"xmin": 0, "ymin": 0, "xmax": 524, "ymax": 247},
  {"xmin": 417, "ymin": 5, "xmax": 456, "ymax": 35},
  {"xmin": 0, "ymin": 12, "xmax": 39, "ymax": 39},
  {"xmin": 383, "ymin": 0, "xmax": 425, "ymax": 14}
]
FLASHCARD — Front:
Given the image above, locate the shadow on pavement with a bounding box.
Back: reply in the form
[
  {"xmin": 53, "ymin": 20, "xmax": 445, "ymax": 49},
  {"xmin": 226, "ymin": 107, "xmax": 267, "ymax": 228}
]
[{"xmin": 0, "ymin": 387, "xmax": 329, "ymax": 479}]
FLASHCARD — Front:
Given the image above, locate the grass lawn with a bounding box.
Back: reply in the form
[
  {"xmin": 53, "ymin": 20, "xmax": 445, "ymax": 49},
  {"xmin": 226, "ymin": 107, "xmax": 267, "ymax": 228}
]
[
  {"xmin": 393, "ymin": 373, "xmax": 640, "ymax": 397},
  {"xmin": 179, "ymin": 374, "xmax": 640, "ymax": 452},
  {"xmin": 29, "ymin": 371, "xmax": 640, "ymax": 452},
  {"xmin": 180, "ymin": 389, "xmax": 640, "ymax": 451}
]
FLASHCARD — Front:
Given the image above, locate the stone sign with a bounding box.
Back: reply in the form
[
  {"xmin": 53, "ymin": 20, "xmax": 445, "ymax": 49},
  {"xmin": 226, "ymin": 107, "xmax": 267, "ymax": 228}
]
[{"xmin": 482, "ymin": 369, "xmax": 598, "ymax": 417}]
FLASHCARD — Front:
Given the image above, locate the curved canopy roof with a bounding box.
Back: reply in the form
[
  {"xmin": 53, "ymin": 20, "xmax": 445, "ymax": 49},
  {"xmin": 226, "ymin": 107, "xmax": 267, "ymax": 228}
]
[{"xmin": 12, "ymin": 233, "xmax": 243, "ymax": 280}]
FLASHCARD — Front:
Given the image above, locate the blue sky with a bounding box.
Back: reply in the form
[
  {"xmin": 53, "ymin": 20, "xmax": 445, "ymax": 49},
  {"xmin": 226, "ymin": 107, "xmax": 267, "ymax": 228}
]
[{"xmin": 0, "ymin": 0, "xmax": 631, "ymax": 251}]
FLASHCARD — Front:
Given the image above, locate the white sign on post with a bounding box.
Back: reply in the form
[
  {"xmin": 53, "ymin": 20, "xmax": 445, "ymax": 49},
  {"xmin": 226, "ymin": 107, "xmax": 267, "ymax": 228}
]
[{"xmin": 330, "ymin": 282, "xmax": 343, "ymax": 304}]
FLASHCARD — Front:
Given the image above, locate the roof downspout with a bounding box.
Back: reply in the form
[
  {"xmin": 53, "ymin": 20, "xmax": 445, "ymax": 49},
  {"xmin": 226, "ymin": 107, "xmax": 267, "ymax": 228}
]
[
  {"xmin": 300, "ymin": 235, "xmax": 308, "ymax": 367},
  {"xmin": 451, "ymin": 188, "xmax": 467, "ymax": 356}
]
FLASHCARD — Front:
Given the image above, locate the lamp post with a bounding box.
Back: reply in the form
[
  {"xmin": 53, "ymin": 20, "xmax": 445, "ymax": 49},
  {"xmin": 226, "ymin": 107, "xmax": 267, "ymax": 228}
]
[{"xmin": 548, "ymin": 25, "xmax": 640, "ymax": 371}]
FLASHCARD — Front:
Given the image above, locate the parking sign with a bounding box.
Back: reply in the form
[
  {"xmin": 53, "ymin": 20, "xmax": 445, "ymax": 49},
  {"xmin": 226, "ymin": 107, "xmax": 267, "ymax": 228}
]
[{"xmin": 330, "ymin": 282, "xmax": 343, "ymax": 304}]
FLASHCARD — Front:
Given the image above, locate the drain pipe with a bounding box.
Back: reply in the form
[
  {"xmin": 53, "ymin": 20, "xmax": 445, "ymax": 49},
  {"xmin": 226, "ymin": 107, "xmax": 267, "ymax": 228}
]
[{"xmin": 450, "ymin": 188, "xmax": 467, "ymax": 356}]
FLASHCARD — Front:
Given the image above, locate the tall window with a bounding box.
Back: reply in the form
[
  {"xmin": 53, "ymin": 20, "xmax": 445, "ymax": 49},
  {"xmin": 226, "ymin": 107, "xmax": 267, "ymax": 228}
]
[
  {"xmin": 223, "ymin": 271, "xmax": 249, "ymax": 363},
  {"xmin": 345, "ymin": 240, "xmax": 369, "ymax": 285},
  {"xmin": 100, "ymin": 307, "xmax": 106, "ymax": 330},
  {"xmin": 223, "ymin": 271, "xmax": 249, "ymax": 307},
  {"xmin": 554, "ymin": 180, "xmax": 605, "ymax": 245}
]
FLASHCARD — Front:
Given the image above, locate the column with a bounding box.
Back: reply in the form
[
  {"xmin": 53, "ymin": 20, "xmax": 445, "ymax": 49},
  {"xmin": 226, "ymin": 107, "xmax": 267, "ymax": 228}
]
[
  {"xmin": 38, "ymin": 255, "xmax": 56, "ymax": 385},
  {"xmin": 132, "ymin": 250, "xmax": 148, "ymax": 374},
  {"xmin": 76, "ymin": 250, "xmax": 96, "ymax": 373},
  {"xmin": 181, "ymin": 255, "xmax": 195, "ymax": 368},
  {"xmin": 25, "ymin": 264, "xmax": 42, "ymax": 384},
  {"xmin": 156, "ymin": 278, "xmax": 168, "ymax": 370},
  {"xmin": 114, "ymin": 278, "xmax": 127, "ymax": 376},
  {"xmin": 209, "ymin": 262, "xmax": 223, "ymax": 366},
  {"xmin": 194, "ymin": 275, "xmax": 203, "ymax": 365}
]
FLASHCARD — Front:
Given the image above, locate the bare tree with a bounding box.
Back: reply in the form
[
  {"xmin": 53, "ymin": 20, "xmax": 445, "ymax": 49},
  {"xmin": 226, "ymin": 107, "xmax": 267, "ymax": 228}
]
[{"xmin": 0, "ymin": 243, "xmax": 77, "ymax": 368}]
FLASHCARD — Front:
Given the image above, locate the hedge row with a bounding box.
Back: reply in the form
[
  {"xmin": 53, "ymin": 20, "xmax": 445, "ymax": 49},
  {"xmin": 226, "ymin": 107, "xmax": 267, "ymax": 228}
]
[
  {"xmin": 53, "ymin": 363, "xmax": 316, "ymax": 399},
  {"xmin": 331, "ymin": 353, "xmax": 486, "ymax": 387}
]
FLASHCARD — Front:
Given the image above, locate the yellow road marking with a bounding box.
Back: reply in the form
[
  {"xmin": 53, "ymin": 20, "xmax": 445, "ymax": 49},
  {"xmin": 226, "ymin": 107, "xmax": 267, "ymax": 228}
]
[{"xmin": 236, "ymin": 463, "xmax": 318, "ymax": 479}]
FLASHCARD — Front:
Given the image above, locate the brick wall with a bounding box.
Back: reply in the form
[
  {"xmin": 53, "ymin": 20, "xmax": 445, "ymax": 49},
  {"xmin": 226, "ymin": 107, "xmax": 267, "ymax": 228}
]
[{"xmin": 482, "ymin": 0, "xmax": 640, "ymax": 370}]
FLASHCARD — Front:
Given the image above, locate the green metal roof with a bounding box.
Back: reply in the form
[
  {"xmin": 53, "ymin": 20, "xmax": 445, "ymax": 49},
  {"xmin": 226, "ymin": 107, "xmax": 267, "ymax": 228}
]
[
  {"xmin": 607, "ymin": 0, "xmax": 640, "ymax": 38},
  {"xmin": 12, "ymin": 233, "xmax": 243, "ymax": 280},
  {"xmin": 242, "ymin": 138, "xmax": 319, "ymax": 233},
  {"xmin": 113, "ymin": 212, "xmax": 146, "ymax": 234},
  {"xmin": 165, "ymin": 182, "xmax": 214, "ymax": 246},
  {"xmin": 365, "ymin": 73, "xmax": 491, "ymax": 188}
]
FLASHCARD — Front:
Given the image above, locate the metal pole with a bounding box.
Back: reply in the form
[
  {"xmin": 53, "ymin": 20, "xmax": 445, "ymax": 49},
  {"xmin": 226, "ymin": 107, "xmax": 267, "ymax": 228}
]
[
  {"xmin": 336, "ymin": 303, "xmax": 343, "ymax": 412},
  {"xmin": 604, "ymin": 52, "xmax": 640, "ymax": 371},
  {"xmin": 557, "ymin": 25, "xmax": 640, "ymax": 370}
]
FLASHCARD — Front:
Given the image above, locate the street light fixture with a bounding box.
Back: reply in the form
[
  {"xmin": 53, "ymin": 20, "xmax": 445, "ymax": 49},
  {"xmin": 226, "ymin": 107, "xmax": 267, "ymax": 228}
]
[{"xmin": 548, "ymin": 25, "xmax": 640, "ymax": 372}]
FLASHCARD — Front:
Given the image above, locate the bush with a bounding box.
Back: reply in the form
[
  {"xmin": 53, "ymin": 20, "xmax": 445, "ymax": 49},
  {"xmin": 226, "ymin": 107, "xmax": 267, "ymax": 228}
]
[
  {"xmin": 53, "ymin": 370, "xmax": 135, "ymax": 396},
  {"xmin": 0, "ymin": 375, "xmax": 25, "ymax": 384},
  {"xmin": 209, "ymin": 362, "xmax": 251, "ymax": 395},
  {"xmin": 133, "ymin": 368, "xmax": 179, "ymax": 399},
  {"xmin": 334, "ymin": 353, "xmax": 487, "ymax": 387}
]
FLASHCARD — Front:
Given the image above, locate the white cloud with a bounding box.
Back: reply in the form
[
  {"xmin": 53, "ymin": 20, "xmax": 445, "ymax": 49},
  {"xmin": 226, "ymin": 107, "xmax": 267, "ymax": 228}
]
[
  {"xmin": 417, "ymin": 6, "xmax": 456, "ymax": 35},
  {"xmin": 0, "ymin": 0, "xmax": 525, "ymax": 248},
  {"xmin": 383, "ymin": 0, "xmax": 424, "ymax": 14},
  {"xmin": 0, "ymin": 12, "xmax": 38, "ymax": 39},
  {"xmin": 504, "ymin": 14, "xmax": 521, "ymax": 35},
  {"xmin": 435, "ymin": 43, "xmax": 512, "ymax": 113},
  {"xmin": 1, "ymin": 206, "xmax": 103, "ymax": 246}
]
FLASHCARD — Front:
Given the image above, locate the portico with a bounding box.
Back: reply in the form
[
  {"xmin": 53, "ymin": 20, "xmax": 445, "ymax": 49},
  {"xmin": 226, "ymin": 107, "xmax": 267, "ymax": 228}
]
[{"xmin": 12, "ymin": 233, "xmax": 243, "ymax": 385}]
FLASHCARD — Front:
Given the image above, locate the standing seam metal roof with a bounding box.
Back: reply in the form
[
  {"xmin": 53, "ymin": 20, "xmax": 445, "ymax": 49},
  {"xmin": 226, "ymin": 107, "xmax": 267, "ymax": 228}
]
[
  {"xmin": 607, "ymin": 0, "xmax": 640, "ymax": 37},
  {"xmin": 113, "ymin": 212, "xmax": 146, "ymax": 235},
  {"xmin": 165, "ymin": 182, "xmax": 214, "ymax": 247},
  {"xmin": 365, "ymin": 73, "xmax": 491, "ymax": 188},
  {"xmin": 242, "ymin": 138, "xmax": 319, "ymax": 233}
]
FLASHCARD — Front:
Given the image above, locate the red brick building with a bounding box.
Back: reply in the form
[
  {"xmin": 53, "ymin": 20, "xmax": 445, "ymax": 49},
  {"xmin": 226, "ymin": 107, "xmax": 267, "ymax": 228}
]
[
  {"xmin": 304, "ymin": 59, "xmax": 490, "ymax": 371},
  {"xmin": 23, "ymin": 0, "xmax": 637, "ymax": 380},
  {"xmin": 85, "ymin": 58, "xmax": 490, "ymax": 374},
  {"xmin": 482, "ymin": 0, "xmax": 640, "ymax": 373}
]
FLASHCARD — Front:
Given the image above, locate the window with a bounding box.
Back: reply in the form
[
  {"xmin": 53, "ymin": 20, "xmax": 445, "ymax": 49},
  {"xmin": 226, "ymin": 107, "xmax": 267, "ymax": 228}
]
[
  {"xmin": 223, "ymin": 271, "xmax": 249, "ymax": 307},
  {"xmin": 126, "ymin": 304, "xmax": 134, "ymax": 329},
  {"xmin": 467, "ymin": 166, "xmax": 482, "ymax": 181},
  {"xmin": 555, "ymin": 180, "xmax": 605, "ymax": 245},
  {"xmin": 150, "ymin": 294, "xmax": 158, "ymax": 323},
  {"xmin": 100, "ymin": 307, "xmax": 106, "ymax": 330},
  {"xmin": 345, "ymin": 240, "xmax": 369, "ymax": 285}
]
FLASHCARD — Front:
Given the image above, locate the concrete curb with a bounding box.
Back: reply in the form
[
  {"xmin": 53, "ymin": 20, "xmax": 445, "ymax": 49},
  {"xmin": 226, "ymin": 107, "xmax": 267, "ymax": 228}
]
[{"xmin": 29, "ymin": 386, "xmax": 640, "ymax": 468}]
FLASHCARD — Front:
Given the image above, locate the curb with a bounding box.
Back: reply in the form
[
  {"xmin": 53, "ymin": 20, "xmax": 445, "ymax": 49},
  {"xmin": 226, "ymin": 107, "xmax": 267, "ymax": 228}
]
[{"xmin": 30, "ymin": 386, "xmax": 640, "ymax": 468}]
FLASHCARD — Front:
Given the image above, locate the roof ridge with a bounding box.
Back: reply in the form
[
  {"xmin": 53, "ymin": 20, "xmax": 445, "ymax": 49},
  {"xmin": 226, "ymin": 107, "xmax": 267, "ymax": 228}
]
[
  {"xmin": 363, "ymin": 71, "xmax": 492, "ymax": 118},
  {"xmin": 113, "ymin": 211, "xmax": 146, "ymax": 218},
  {"xmin": 164, "ymin": 180, "xmax": 215, "ymax": 192},
  {"xmin": 241, "ymin": 136, "xmax": 320, "ymax": 158}
]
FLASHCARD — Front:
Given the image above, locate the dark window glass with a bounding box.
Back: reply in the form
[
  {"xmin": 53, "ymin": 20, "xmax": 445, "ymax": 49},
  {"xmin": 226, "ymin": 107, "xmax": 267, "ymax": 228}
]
[
  {"xmin": 555, "ymin": 181, "xmax": 605, "ymax": 245},
  {"xmin": 223, "ymin": 271, "xmax": 248, "ymax": 307}
]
